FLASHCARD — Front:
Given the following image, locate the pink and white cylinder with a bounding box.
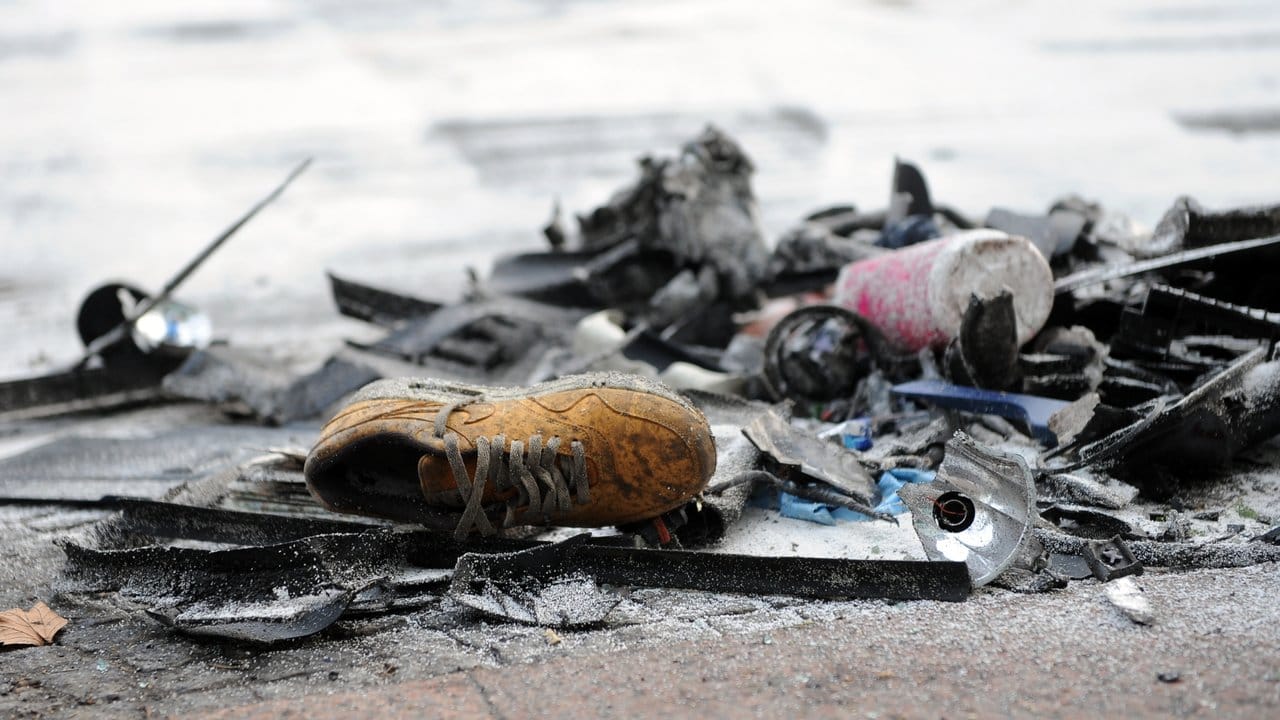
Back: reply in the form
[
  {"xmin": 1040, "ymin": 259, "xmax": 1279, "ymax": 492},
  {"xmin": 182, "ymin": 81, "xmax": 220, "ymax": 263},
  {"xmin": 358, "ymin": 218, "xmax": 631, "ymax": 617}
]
[{"xmin": 832, "ymin": 229, "xmax": 1054, "ymax": 352}]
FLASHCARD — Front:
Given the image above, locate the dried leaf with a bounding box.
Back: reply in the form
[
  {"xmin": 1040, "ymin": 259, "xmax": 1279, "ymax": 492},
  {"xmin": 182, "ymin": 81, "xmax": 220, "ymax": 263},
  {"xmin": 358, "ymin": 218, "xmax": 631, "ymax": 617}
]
[{"xmin": 0, "ymin": 602, "xmax": 68, "ymax": 647}]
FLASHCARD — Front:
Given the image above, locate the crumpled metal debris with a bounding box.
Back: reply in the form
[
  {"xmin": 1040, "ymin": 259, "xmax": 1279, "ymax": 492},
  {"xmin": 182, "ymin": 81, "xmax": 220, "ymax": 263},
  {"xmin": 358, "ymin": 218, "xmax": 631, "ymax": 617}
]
[
  {"xmin": 743, "ymin": 410, "xmax": 877, "ymax": 504},
  {"xmin": 899, "ymin": 433, "xmax": 1038, "ymax": 586}
]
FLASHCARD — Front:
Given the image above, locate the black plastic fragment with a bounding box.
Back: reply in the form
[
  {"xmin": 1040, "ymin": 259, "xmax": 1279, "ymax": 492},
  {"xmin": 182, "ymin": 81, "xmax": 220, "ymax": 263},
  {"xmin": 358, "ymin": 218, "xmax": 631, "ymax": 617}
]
[
  {"xmin": 761, "ymin": 304, "xmax": 880, "ymax": 405},
  {"xmin": 108, "ymin": 498, "xmax": 381, "ymax": 545},
  {"xmin": 452, "ymin": 534, "xmax": 971, "ymax": 605},
  {"xmin": 1114, "ymin": 284, "xmax": 1280, "ymax": 358},
  {"xmin": 1082, "ymin": 535, "xmax": 1143, "ymax": 582},
  {"xmin": 946, "ymin": 291, "xmax": 1019, "ymax": 390},
  {"xmin": 1087, "ymin": 347, "xmax": 1280, "ymax": 474},
  {"xmin": 328, "ymin": 272, "xmax": 442, "ymax": 327},
  {"xmin": 1152, "ymin": 195, "xmax": 1280, "ymax": 253},
  {"xmin": 0, "ymin": 366, "xmax": 167, "ymax": 421}
]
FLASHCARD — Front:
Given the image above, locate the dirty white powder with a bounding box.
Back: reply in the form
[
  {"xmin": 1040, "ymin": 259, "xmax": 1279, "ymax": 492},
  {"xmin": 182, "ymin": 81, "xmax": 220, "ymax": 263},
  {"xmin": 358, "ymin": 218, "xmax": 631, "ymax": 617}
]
[
  {"xmin": 1243, "ymin": 360, "xmax": 1280, "ymax": 409},
  {"xmin": 711, "ymin": 505, "xmax": 928, "ymax": 560}
]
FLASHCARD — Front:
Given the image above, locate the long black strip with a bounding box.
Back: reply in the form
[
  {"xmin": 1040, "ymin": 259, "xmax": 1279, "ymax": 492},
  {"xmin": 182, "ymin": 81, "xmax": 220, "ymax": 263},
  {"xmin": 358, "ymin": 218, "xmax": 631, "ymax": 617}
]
[
  {"xmin": 327, "ymin": 272, "xmax": 442, "ymax": 327},
  {"xmin": 0, "ymin": 366, "xmax": 165, "ymax": 419},
  {"xmin": 68, "ymin": 500, "xmax": 971, "ymax": 602},
  {"xmin": 453, "ymin": 535, "xmax": 972, "ymax": 602}
]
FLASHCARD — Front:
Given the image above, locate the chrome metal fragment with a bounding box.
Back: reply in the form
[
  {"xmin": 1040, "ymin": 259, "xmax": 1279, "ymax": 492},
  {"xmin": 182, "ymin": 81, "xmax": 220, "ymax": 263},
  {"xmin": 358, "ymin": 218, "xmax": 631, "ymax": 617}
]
[{"xmin": 898, "ymin": 432, "xmax": 1037, "ymax": 586}]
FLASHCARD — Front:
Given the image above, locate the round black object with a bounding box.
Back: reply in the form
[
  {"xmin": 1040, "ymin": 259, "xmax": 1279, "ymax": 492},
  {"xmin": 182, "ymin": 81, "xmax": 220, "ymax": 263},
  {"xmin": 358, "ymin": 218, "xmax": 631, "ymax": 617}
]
[
  {"xmin": 76, "ymin": 282, "xmax": 183, "ymax": 375},
  {"xmin": 761, "ymin": 304, "xmax": 880, "ymax": 405},
  {"xmin": 932, "ymin": 491, "xmax": 976, "ymax": 533}
]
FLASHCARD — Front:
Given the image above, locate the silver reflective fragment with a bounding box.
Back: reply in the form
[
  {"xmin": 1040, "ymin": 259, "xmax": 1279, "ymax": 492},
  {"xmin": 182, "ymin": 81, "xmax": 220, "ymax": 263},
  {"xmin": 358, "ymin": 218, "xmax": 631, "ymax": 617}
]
[
  {"xmin": 898, "ymin": 432, "xmax": 1036, "ymax": 586},
  {"xmin": 1103, "ymin": 576, "xmax": 1155, "ymax": 625},
  {"xmin": 128, "ymin": 292, "xmax": 213, "ymax": 355}
]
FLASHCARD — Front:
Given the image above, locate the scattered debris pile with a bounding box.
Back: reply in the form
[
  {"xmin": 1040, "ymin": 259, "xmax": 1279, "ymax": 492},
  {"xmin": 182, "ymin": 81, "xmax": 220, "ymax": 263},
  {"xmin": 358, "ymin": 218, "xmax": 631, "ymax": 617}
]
[{"xmin": 5, "ymin": 127, "xmax": 1280, "ymax": 645}]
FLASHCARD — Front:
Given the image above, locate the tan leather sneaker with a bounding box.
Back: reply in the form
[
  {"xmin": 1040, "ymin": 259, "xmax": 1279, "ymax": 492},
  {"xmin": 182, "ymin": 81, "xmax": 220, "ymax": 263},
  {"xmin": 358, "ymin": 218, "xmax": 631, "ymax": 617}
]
[{"xmin": 304, "ymin": 372, "xmax": 716, "ymax": 539}]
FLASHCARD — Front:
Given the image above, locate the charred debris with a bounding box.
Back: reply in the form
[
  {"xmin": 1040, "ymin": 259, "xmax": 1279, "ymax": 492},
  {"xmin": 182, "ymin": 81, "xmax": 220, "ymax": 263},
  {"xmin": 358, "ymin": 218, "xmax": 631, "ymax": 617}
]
[{"xmin": 6, "ymin": 126, "xmax": 1280, "ymax": 642}]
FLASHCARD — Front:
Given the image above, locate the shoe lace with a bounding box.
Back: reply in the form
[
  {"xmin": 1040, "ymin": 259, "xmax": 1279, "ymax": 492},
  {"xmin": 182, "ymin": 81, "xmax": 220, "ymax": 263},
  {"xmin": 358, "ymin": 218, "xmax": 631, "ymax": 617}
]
[{"xmin": 433, "ymin": 399, "xmax": 590, "ymax": 540}]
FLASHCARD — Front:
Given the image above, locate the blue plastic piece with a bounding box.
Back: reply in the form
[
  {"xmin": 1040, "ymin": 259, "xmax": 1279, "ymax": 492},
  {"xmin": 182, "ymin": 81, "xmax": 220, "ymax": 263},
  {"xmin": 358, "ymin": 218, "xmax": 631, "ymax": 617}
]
[
  {"xmin": 819, "ymin": 417, "xmax": 874, "ymax": 451},
  {"xmin": 890, "ymin": 379, "xmax": 1070, "ymax": 446},
  {"xmin": 878, "ymin": 214, "xmax": 941, "ymax": 249},
  {"xmin": 772, "ymin": 468, "xmax": 937, "ymax": 525}
]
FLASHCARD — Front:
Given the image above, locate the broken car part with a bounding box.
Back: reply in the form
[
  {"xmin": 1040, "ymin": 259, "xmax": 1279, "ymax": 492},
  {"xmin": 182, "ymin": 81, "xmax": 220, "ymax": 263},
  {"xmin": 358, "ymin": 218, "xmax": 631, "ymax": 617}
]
[
  {"xmin": 1062, "ymin": 347, "xmax": 1280, "ymax": 475},
  {"xmin": 77, "ymin": 282, "xmax": 210, "ymax": 375},
  {"xmin": 1112, "ymin": 284, "xmax": 1280, "ymax": 360},
  {"xmin": 898, "ymin": 433, "xmax": 1038, "ymax": 586},
  {"xmin": 761, "ymin": 305, "xmax": 881, "ymax": 405},
  {"xmin": 0, "ymin": 282, "xmax": 211, "ymax": 420},
  {"xmin": 64, "ymin": 503, "xmax": 972, "ymax": 640},
  {"xmin": 0, "ymin": 366, "xmax": 168, "ymax": 421},
  {"xmin": 328, "ymin": 272, "xmax": 443, "ymax": 328},
  {"xmin": 1053, "ymin": 232, "xmax": 1280, "ymax": 295},
  {"xmin": 0, "ymin": 160, "xmax": 312, "ymax": 422}
]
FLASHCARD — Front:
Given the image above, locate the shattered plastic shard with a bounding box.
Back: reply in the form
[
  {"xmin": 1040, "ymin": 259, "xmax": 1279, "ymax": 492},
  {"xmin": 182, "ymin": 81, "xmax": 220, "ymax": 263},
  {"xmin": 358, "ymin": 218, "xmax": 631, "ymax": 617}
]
[
  {"xmin": 1104, "ymin": 576, "xmax": 1155, "ymax": 625},
  {"xmin": 898, "ymin": 433, "xmax": 1036, "ymax": 586}
]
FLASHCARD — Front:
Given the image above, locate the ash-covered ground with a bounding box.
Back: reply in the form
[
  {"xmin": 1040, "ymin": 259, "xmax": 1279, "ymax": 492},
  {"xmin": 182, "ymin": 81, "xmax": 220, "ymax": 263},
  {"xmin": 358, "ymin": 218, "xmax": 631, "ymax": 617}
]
[{"xmin": 4, "ymin": 1, "xmax": 1280, "ymax": 717}]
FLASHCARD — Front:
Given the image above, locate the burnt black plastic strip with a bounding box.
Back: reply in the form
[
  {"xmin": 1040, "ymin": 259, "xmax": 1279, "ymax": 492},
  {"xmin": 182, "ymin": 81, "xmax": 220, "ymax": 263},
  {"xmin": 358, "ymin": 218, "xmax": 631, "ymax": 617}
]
[{"xmin": 454, "ymin": 535, "xmax": 972, "ymax": 602}]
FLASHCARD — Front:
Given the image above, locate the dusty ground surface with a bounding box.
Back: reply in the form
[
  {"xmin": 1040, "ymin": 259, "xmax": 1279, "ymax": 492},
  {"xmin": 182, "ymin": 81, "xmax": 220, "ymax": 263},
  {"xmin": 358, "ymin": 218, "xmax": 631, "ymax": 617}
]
[{"xmin": 4, "ymin": 0, "xmax": 1280, "ymax": 717}]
